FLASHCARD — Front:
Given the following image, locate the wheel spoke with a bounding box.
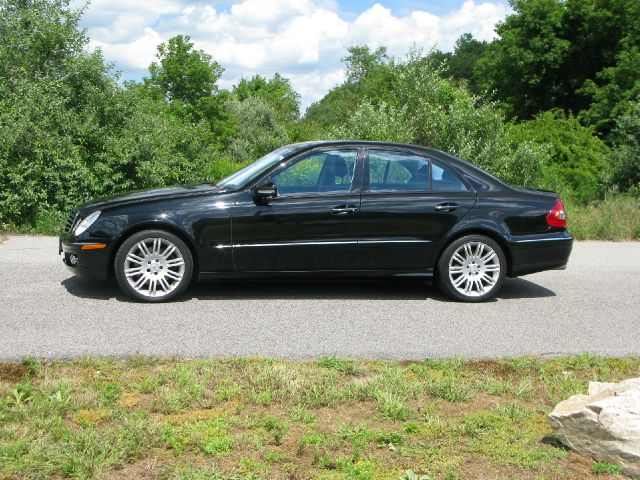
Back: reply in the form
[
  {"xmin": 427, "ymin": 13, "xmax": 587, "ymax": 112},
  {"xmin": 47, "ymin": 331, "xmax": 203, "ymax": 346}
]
[
  {"xmin": 137, "ymin": 241, "xmax": 151, "ymax": 256},
  {"xmin": 452, "ymin": 252, "xmax": 465, "ymax": 264},
  {"xmin": 161, "ymin": 244, "xmax": 176, "ymax": 258},
  {"xmin": 480, "ymin": 273, "xmax": 494, "ymax": 285},
  {"xmin": 464, "ymin": 278, "xmax": 473, "ymax": 294},
  {"xmin": 150, "ymin": 278, "xmax": 158, "ymax": 296},
  {"xmin": 165, "ymin": 269, "xmax": 183, "ymax": 281},
  {"xmin": 166, "ymin": 258, "xmax": 184, "ymax": 267},
  {"xmin": 152, "ymin": 238, "xmax": 162, "ymax": 255},
  {"xmin": 125, "ymin": 267, "xmax": 144, "ymax": 277},
  {"xmin": 133, "ymin": 275, "xmax": 148, "ymax": 290},
  {"xmin": 482, "ymin": 251, "xmax": 496, "ymax": 262},
  {"xmin": 158, "ymin": 277, "xmax": 170, "ymax": 292},
  {"xmin": 127, "ymin": 253, "xmax": 144, "ymax": 265}
]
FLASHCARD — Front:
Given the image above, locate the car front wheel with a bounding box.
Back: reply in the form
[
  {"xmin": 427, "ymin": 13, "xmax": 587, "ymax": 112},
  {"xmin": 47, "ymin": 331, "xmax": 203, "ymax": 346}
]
[
  {"xmin": 436, "ymin": 235, "xmax": 506, "ymax": 302},
  {"xmin": 114, "ymin": 230, "xmax": 193, "ymax": 302}
]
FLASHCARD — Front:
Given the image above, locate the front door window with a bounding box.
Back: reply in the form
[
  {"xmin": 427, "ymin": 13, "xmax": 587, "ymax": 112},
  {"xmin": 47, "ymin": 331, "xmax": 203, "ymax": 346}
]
[{"xmin": 272, "ymin": 150, "xmax": 357, "ymax": 196}]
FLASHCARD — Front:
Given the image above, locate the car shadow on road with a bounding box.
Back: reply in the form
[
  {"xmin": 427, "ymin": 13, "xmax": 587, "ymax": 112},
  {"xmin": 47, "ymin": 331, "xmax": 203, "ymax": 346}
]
[{"xmin": 61, "ymin": 276, "xmax": 555, "ymax": 302}]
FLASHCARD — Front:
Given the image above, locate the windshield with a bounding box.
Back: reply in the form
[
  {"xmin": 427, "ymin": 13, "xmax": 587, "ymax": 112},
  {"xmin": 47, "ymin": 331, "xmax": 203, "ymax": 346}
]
[{"xmin": 216, "ymin": 145, "xmax": 303, "ymax": 190}]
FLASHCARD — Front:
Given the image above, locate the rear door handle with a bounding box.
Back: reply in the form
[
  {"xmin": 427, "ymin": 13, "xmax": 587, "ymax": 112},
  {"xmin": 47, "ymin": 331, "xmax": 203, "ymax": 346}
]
[
  {"xmin": 434, "ymin": 202, "xmax": 458, "ymax": 212},
  {"xmin": 331, "ymin": 205, "xmax": 359, "ymax": 215}
]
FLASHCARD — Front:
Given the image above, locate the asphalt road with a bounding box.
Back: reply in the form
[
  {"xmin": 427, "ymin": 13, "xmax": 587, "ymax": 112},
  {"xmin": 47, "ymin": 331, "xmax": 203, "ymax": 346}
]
[{"xmin": 0, "ymin": 235, "xmax": 638, "ymax": 361}]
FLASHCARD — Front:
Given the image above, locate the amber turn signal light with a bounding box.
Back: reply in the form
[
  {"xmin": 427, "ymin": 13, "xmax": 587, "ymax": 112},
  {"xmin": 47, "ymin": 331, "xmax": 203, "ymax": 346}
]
[{"xmin": 80, "ymin": 243, "xmax": 107, "ymax": 250}]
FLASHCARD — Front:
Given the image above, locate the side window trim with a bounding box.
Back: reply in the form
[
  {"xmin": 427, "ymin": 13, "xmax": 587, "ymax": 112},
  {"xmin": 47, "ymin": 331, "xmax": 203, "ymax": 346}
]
[{"xmin": 266, "ymin": 146, "xmax": 364, "ymax": 200}]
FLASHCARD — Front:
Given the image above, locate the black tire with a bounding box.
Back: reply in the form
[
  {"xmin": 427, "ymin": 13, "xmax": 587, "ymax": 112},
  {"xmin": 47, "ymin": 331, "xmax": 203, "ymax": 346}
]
[
  {"xmin": 436, "ymin": 234, "xmax": 506, "ymax": 302},
  {"xmin": 114, "ymin": 229, "xmax": 193, "ymax": 302}
]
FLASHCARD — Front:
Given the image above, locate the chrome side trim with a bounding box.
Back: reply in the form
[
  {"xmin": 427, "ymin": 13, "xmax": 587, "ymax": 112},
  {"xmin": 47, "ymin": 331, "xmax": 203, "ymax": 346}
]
[
  {"xmin": 514, "ymin": 236, "xmax": 573, "ymax": 244},
  {"xmin": 216, "ymin": 239, "xmax": 432, "ymax": 249},
  {"xmin": 359, "ymin": 239, "xmax": 432, "ymax": 245},
  {"xmin": 217, "ymin": 240, "xmax": 357, "ymax": 249}
]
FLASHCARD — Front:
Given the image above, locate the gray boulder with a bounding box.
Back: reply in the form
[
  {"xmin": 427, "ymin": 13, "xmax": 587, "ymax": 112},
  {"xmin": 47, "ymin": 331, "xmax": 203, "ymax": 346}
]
[{"xmin": 548, "ymin": 377, "xmax": 640, "ymax": 478}]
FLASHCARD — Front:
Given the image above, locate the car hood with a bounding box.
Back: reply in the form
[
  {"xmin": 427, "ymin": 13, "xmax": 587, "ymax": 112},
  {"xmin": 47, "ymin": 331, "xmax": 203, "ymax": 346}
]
[{"xmin": 79, "ymin": 184, "xmax": 220, "ymax": 213}]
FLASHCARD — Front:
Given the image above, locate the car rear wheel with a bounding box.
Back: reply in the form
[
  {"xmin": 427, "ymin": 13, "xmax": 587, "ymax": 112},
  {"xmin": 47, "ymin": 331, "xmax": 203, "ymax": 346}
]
[
  {"xmin": 436, "ymin": 235, "xmax": 506, "ymax": 302},
  {"xmin": 115, "ymin": 230, "xmax": 193, "ymax": 302}
]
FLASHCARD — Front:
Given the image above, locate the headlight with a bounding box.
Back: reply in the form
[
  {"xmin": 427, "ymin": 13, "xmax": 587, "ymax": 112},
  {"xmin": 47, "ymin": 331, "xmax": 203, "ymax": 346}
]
[{"xmin": 74, "ymin": 210, "xmax": 101, "ymax": 236}]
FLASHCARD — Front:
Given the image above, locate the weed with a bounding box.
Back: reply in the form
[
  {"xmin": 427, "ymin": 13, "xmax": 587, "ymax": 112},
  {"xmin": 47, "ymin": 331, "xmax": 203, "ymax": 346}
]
[
  {"xmin": 592, "ymin": 461, "xmax": 623, "ymax": 474},
  {"xmin": 375, "ymin": 391, "xmax": 415, "ymax": 420},
  {"xmin": 424, "ymin": 377, "xmax": 473, "ymax": 402},
  {"xmin": 317, "ymin": 356, "xmax": 361, "ymax": 375}
]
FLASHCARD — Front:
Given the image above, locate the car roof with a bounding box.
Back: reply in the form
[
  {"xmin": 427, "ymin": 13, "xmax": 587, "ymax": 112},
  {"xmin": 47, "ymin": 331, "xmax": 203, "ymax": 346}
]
[{"xmin": 287, "ymin": 140, "xmax": 451, "ymax": 157}]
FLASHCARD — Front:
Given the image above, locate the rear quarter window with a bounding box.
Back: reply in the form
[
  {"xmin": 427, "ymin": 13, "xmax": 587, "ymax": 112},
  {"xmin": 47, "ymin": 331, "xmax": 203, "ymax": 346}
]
[{"xmin": 432, "ymin": 163, "xmax": 469, "ymax": 192}]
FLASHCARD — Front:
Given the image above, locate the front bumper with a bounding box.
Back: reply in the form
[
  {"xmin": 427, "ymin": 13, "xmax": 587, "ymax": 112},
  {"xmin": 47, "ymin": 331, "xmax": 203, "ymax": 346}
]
[
  {"xmin": 59, "ymin": 236, "xmax": 111, "ymax": 281},
  {"xmin": 506, "ymin": 231, "xmax": 573, "ymax": 277}
]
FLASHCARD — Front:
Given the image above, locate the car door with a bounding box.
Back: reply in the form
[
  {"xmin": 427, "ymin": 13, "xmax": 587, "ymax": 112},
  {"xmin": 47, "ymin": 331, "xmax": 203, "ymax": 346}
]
[
  {"xmin": 357, "ymin": 147, "xmax": 477, "ymax": 271},
  {"xmin": 231, "ymin": 147, "xmax": 364, "ymax": 272}
]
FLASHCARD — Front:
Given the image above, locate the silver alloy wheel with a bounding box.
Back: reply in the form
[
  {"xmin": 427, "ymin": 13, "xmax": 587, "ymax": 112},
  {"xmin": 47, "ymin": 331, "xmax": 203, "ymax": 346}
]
[
  {"xmin": 123, "ymin": 237, "xmax": 185, "ymax": 298},
  {"xmin": 448, "ymin": 241, "xmax": 501, "ymax": 298}
]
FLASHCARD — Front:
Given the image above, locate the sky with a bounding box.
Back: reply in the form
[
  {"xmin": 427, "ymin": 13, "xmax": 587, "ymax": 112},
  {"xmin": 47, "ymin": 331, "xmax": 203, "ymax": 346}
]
[{"xmin": 74, "ymin": 0, "xmax": 510, "ymax": 110}]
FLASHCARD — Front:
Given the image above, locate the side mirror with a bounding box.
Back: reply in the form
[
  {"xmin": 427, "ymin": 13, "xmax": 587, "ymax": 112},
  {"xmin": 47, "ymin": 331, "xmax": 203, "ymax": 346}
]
[{"xmin": 253, "ymin": 182, "xmax": 277, "ymax": 204}]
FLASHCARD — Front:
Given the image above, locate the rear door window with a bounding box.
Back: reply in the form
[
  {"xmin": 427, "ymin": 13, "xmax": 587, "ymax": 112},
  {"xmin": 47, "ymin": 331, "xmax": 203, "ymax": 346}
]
[{"xmin": 368, "ymin": 150, "xmax": 430, "ymax": 192}]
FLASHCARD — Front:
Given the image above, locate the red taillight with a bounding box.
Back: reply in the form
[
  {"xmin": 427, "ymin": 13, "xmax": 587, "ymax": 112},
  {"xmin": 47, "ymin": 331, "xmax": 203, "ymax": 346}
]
[{"xmin": 546, "ymin": 199, "xmax": 567, "ymax": 228}]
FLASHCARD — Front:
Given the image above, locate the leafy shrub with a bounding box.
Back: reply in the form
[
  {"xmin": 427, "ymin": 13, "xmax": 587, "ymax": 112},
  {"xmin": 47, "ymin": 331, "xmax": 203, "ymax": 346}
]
[
  {"xmin": 609, "ymin": 101, "xmax": 640, "ymax": 193},
  {"xmin": 224, "ymin": 97, "xmax": 289, "ymax": 164},
  {"xmin": 507, "ymin": 110, "xmax": 610, "ymax": 203}
]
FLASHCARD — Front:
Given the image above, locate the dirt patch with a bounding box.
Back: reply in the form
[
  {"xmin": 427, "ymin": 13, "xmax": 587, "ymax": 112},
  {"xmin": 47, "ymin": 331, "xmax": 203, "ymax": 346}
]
[
  {"xmin": 466, "ymin": 360, "xmax": 518, "ymax": 378},
  {"xmin": 117, "ymin": 392, "xmax": 143, "ymax": 409},
  {"xmin": 0, "ymin": 363, "xmax": 29, "ymax": 382}
]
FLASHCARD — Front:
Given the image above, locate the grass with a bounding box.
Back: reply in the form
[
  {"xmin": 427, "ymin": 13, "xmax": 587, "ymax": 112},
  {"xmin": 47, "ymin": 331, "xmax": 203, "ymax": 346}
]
[
  {"xmin": 0, "ymin": 355, "xmax": 637, "ymax": 479},
  {"xmin": 566, "ymin": 194, "xmax": 640, "ymax": 240}
]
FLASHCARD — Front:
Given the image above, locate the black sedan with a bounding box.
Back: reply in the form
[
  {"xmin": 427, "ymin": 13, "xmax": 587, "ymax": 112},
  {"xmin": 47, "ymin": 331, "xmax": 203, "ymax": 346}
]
[{"xmin": 59, "ymin": 141, "xmax": 573, "ymax": 302}]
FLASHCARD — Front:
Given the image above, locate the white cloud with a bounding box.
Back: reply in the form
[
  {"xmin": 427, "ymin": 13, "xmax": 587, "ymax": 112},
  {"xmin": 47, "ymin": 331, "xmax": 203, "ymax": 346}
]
[{"xmin": 78, "ymin": 0, "xmax": 509, "ymax": 110}]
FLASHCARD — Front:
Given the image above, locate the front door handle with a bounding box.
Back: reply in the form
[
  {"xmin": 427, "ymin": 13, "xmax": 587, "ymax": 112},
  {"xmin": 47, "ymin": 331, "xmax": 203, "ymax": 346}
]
[
  {"xmin": 434, "ymin": 202, "xmax": 458, "ymax": 212},
  {"xmin": 331, "ymin": 205, "xmax": 359, "ymax": 215}
]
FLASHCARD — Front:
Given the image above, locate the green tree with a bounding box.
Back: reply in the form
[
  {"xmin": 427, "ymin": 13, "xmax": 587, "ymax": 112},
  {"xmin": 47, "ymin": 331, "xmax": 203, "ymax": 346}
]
[
  {"xmin": 305, "ymin": 82, "xmax": 361, "ymax": 127},
  {"xmin": 476, "ymin": 0, "xmax": 571, "ymax": 119},
  {"xmin": 233, "ymin": 73, "xmax": 300, "ymax": 122},
  {"xmin": 0, "ymin": 0, "xmax": 121, "ymax": 226},
  {"xmin": 147, "ymin": 35, "xmax": 223, "ymax": 107},
  {"xmin": 432, "ymin": 33, "xmax": 488, "ymax": 94},
  {"xmin": 342, "ymin": 45, "xmax": 388, "ymax": 83},
  {"xmin": 305, "ymin": 45, "xmax": 394, "ymax": 127},
  {"xmin": 477, "ymin": 0, "xmax": 639, "ymax": 128},
  {"xmin": 608, "ymin": 100, "xmax": 640, "ymax": 193},
  {"xmin": 225, "ymin": 97, "xmax": 289, "ymax": 164}
]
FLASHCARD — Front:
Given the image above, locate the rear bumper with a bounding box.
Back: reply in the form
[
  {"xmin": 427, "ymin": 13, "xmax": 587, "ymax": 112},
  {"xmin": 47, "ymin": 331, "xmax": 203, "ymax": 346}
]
[
  {"xmin": 506, "ymin": 231, "xmax": 573, "ymax": 277},
  {"xmin": 59, "ymin": 236, "xmax": 111, "ymax": 281}
]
